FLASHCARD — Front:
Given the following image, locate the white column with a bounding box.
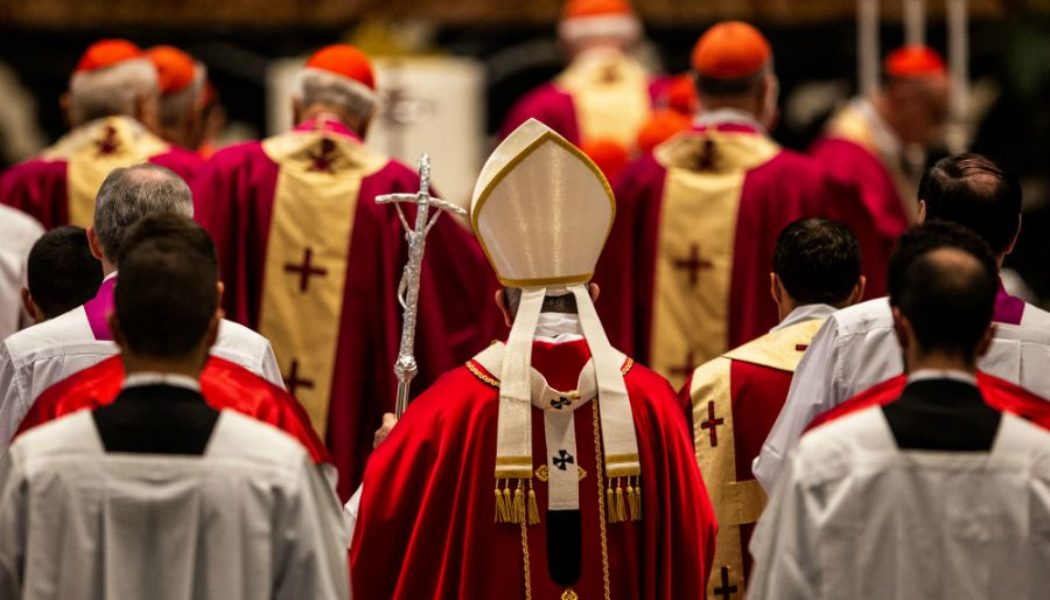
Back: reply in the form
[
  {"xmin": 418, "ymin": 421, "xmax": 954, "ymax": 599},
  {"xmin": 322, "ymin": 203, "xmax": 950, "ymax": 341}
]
[
  {"xmin": 858, "ymin": 0, "xmax": 880, "ymax": 96},
  {"xmin": 903, "ymin": 0, "xmax": 926, "ymax": 46},
  {"xmin": 946, "ymin": 0, "xmax": 970, "ymax": 152}
]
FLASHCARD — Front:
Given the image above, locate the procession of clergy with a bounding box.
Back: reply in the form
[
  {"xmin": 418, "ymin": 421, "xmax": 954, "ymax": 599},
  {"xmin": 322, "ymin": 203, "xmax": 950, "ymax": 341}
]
[{"xmin": 2, "ymin": 0, "xmax": 1050, "ymax": 598}]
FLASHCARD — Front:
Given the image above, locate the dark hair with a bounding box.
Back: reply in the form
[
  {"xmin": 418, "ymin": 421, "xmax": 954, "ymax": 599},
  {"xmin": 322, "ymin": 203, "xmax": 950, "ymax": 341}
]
[
  {"xmin": 773, "ymin": 218, "xmax": 862, "ymax": 306},
  {"xmin": 117, "ymin": 213, "xmax": 217, "ymax": 272},
  {"xmin": 917, "ymin": 153, "xmax": 1021, "ymax": 254},
  {"xmin": 26, "ymin": 225, "xmax": 103, "ymax": 318},
  {"xmin": 115, "ymin": 238, "xmax": 218, "ymax": 359},
  {"xmin": 503, "ymin": 288, "xmax": 578, "ymax": 316},
  {"xmin": 888, "ymin": 222, "xmax": 998, "ymax": 357}
]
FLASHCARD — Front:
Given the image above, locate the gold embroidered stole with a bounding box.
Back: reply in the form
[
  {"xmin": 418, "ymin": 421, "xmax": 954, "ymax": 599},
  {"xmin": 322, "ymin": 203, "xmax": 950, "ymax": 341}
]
[
  {"xmin": 555, "ymin": 52, "xmax": 652, "ymax": 148},
  {"xmin": 689, "ymin": 318, "xmax": 825, "ymax": 599},
  {"xmin": 825, "ymin": 105, "xmax": 917, "ymax": 223},
  {"xmin": 649, "ymin": 131, "xmax": 780, "ymax": 388},
  {"xmin": 42, "ymin": 116, "xmax": 169, "ymax": 227},
  {"xmin": 259, "ymin": 129, "xmax": 387, "ymax": 436}
]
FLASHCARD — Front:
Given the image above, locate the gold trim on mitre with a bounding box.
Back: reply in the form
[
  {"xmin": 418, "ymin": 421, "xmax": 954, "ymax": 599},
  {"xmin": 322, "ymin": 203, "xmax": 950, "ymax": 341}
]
[{"xmin": 470, "ymin": 119, "xmax": 616, "ymax": 288}]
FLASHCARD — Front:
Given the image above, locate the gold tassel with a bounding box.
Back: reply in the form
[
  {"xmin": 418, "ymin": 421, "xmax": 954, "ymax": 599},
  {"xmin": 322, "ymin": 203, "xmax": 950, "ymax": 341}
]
[
  {"xmin": 495, "ymin": 480, "xmax": 509, "ymax": 523},
  {"xmin": 527, "ymin": 480, "xmax": 540, "ymax": 526},
  {"xmin": 615, "ymin": 479, "xmax": 627, "ymax": 523},
  {"xmin": 605, "ymin": 481, "xmax": 617, "ymax": 524},
  {"xmin": 628, "ymin": 476, "xmax": 642, "ymax": 522},
  {"xmin": 513, "ymin": 480, "xmax": 526, "ymax": 524},
  {"xmin": 502, "ymin": 483, "xmax": 514, "ymax": 523},
  {"xmin": 625, "ymin": 479, "xmax": 636, "ymax": 521}
]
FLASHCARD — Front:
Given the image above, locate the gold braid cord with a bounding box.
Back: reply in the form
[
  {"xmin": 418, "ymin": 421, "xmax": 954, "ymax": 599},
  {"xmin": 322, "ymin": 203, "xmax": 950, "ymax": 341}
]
[
  {"xmin": 592, "ymin": 402, "xmax": 613, "ymax": 600},
  {"xmin": 520, "ymin": 519, "xmax": 532, "ymax": 600}
]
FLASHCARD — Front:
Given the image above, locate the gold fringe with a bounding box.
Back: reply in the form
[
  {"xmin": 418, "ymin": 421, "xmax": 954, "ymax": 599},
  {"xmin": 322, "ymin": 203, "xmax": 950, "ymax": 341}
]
[
  {"xmin": 628, "ymin": 476, "xmax": 642, "ymax": 522},
  {"xmin": 513, "ymin": 480, "xmax": 526, "ymax": 524},
  {"xmin": 614, "ymin": 480, "xmax": 627, "ymax": 523},
  {"xmin": 502, "ymin": 485, "xmax": 514, "ymax": 523},
  {"xmin": 495, "ymin": 480, "xmax": 510, "ymax": 523},
  {"xmin": 527, "ymin": 480, "xmax": 540, "ymax": 526},
  {"xmin": 605, "ymin": 483, "xmax": 616, "ymax": 523}
]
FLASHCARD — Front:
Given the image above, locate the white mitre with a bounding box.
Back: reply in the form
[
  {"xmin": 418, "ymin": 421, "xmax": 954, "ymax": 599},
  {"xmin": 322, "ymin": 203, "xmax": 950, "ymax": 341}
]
[{"xmin": 471, "ymin": 118, "xmax": 641, "ymax": 526}]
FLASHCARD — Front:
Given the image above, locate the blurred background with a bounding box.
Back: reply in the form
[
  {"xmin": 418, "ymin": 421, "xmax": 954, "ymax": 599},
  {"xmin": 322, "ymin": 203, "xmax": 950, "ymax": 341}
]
[{"xmin": 2, "ymin": 0, "xmax": 1050, "ymax": 299}]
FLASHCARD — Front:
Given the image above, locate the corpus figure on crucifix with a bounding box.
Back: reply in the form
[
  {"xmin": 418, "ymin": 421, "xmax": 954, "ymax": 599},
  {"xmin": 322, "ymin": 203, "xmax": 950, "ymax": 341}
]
[
  {"xmin": 594, "ymin": 21, "xmax": 878, "ymax": 387},
  {"xmin": 192, "ymin": 44, "xmax": 503, "ymax": 498},
  {"xmin": 680, "ymin": 218, "xmax": 864, "ymax": 599}
]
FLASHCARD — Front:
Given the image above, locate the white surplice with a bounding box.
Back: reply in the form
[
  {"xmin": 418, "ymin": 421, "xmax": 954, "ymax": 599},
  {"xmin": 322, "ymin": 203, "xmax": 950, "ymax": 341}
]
[
  {"xmin": 754, "ymin": 296, "xmax": 1050, "ymax": 492},
  {"xmin": 749, "ymin": 406, "xmax": 1050, "ymax": 600},
  {"xmin": 0, "ymin": 272, "xmax": 283, "ymax": 450},
  {"xmin": 0, "ymin": 205, "xmax": 43, "ymax": 341},
  {"xmin": 0, "ymin": 408, "xmax": 348, "ymax": 600}
]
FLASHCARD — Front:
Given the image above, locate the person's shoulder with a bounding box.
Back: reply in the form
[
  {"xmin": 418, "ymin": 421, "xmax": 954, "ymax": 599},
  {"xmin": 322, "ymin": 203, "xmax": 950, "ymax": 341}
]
[
  {"xmin": 411, "ymin": 363, "xmax": 501, "ymax": 416},
  {"xmin": 13, "ymin": 409, "xmax": 98, "ymax": 458},
  {"xmin": 152, "ymin": 144, "xmax": 204, "ymax": 167},
  {"xmin": 0, "ymin": 204, "xmax": 43, "ymax": 240},
  {"xmin": 794, "ymin": 406, "xmax": 887, "ymax": 480},
  {"xmin": 806, "ymin": 374, "xmax": 907, "ymax": 433},
  {"xmin": 622, "ymin": 360, "xmax": 681, "ymax": 413},
  {"xmin": 3, "ymin": 307, "xmax": 93, "ymax": 361},
  {"xmin": 0, "ymin": 156, "xmax": 66, "ymax": 184},
  {"xmin": 200, "ymin": 140, "xmax": 269, "ymax": 171},
  {"xmin": 207, "ymin": 410, "xmax": 309, "ymax": 469},
  {"xmin": 1018, "ymin": 302, "xmax": 1050, "ymax": 332},
  {"xmin": 213, "ymin": 318, "xmax": 272, "ymax": 362},
  {"xmin": 826, "ymin": 297, "xmax": 893, "ymax": 336}
]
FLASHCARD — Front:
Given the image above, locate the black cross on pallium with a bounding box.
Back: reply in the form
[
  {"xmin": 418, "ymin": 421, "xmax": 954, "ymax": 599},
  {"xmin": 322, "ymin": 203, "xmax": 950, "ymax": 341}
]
[
  {"xmin": 553, "ymin": 450, "xmax": 575, "ymax": 471},
  {"xmin": 713, "ymin": 566, "xmax": 738, "ymax": 599},
  {"xmin": 550, "ymin": 396, "xmax": 572, "ymax": 410},
  {"xmin": 308, "ymin": 138, "xmax": 338, "ymax": 173},
  {"xmin": 700, "ymin": 401, "xmax": 725, "ymax": 448},
  {"xmin": 284, "ymin": 359, "xmax": 315, "ymax": 398},
  {"xmin": 673, "ymin": 244, "xmax": 714, "ymax": 288},
  {"xmin": 95, "ymin": 126, "xmax": 120, "ymax": 156},
  {"xmin": 284, "ymin": 248, "xmax": 328, "ymax": 293}
]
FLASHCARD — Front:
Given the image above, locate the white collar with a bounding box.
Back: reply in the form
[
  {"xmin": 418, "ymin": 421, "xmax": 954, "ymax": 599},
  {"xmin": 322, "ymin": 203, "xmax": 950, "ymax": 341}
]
[
  {"xmin": 907, "ymin": 369, "xmax": 978, "ymax": 387},
  {"xmin": 123, "ymin": 371, "xmax": 202, "ymax": 393},
  {"xmin": 694, "ymin": 108, "xmax": 766, "ymax": 134},
  {"xmin": 102, "ymin": 270, "xmax": 118, "ymax": 282},
  {"xmin": 852, "ymin": 97, "xmax": 902, "ymax": 160},
  {"xmin": 534, "ymin": 312, "xmax": 584, "ymax": 344},
  {"xmin": 772, "ymin": 303, "xmax": 838, "ymax": 331}
]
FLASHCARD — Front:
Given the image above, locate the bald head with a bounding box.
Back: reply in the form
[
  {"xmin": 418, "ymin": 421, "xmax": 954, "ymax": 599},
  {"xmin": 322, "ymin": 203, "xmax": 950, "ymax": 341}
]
[
  {"xmin": 93, "ymin": 164, "xmax": 193, "ymax": 264},
  {"xmin": 890, "ymin": 238, "xmax": 997, "ymax": 360}
]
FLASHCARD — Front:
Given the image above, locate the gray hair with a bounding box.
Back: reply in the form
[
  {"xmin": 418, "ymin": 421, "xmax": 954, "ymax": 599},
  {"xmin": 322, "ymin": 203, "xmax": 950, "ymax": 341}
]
[
  {"xmin": 93, "ymin": 164, "xmax": 193, "ymax": 263},
  {"xmin": 158, "ymin": 64, "xmax": 206, "ymax": 128},
  {"xmin": 293, "ymin": 68, "xmax": 377, "ymax": 120},
  {"xmin": 69, "ymin": 58, "xmax": 158, "ymax": 125}
]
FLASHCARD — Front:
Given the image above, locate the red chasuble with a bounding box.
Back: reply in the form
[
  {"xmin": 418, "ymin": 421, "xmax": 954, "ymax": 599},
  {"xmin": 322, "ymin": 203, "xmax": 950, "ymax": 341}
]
[
  {"xmin": 499, "ymin": 51, "xmax": 668, "ymax": 150},
  {"xmin": 810, "ymin": 102, "xmax": 913, "ymax": 288},
  {"xmin": 594, "ymin": 122, "xmax": 877, "ymax": 389},
  {"xmin": 14, "ymin": 354, "xmax": 331, "ymax": 468},
  {"xmin": 681, "ymin": 315, "xmax": 826, "ymax": 599},
  {"xmin": 192, "ymin": 118, "xmax": 503, "ymax": 498},
  {"xmin": 806, "ymin": 372, "xmax": 1050, "ymax": 433},
  {"xmin": 0, "ymin": 116, "xmax": 202, "ymax": 229},
  {"xmin": 350, "ymin": 340, "xmax": 716, "ymax": 600}
]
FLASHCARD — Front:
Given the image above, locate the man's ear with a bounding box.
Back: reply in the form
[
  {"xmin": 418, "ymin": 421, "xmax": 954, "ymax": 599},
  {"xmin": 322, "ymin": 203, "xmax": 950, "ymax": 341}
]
[
  {"xmin": 975, "ymin": 323, "xmax": 996, "ymax": 360},
  {"xmin": 848, "ymin": 275, "xmax": 867, "ymax": 306},
  {"xmin": 291, "ymin": 98, "xmax": 303, "ymax": 126},
  {"xmin": 21, "ymin": 288, "xmax": 44, "ymax": 324},
  {"xmin": 891, "ymin": 306, "xmax": 911, "ymax": 351},
  {"xmin": 135, "ymin": 94, "xmax": 160, "ymax": 133},
  {"xmin": 1005, "ymin": 215, "xmax": 1021, "ymax": 256},
  {"xmin": 108, "ymin": 312, "xmax": 127, "ymax": 352},
  {"xmin": 216, "ymin": 281, "xmax": 225, "ymax": 313},
  {"xmin": 916, "ymin": 199, "xmax": 927, "ymax": 224},
  {"xmin": 588, "ymin": 282, "xmax": 600, "ymax": 304},
  {"xmin": 494, "ymin": 288, "xmax": 512, "ymax": 328},
  {"xmin": 60, "ymin": 92, "xmax": 74, "ymax": 128},
  {"xmin": 86, "ymin": 227, "xmax": 105, "ymax": 261},
  {"xmin": 769, "ymin": 272, "xmax": 780, "ymax": 307}
]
